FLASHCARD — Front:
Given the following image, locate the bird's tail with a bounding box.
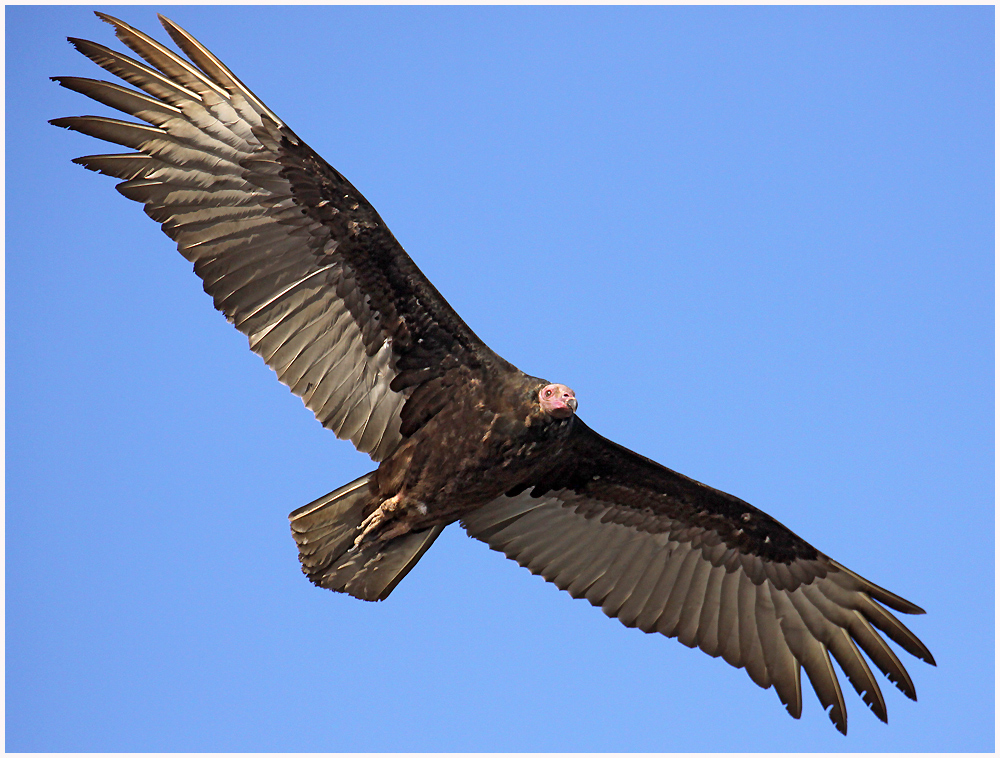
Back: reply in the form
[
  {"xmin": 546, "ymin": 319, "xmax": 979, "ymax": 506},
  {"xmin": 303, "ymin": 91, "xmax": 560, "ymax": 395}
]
[{"xmin": 289, "ymin": 472, "xmax": 443, "ymax": 602}]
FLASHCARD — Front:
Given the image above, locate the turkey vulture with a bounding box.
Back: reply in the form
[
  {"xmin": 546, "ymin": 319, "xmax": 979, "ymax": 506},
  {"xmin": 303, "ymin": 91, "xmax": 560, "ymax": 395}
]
[{"xmin": 52, "ymin": 12, "xmax": 934, "ymax": 735}]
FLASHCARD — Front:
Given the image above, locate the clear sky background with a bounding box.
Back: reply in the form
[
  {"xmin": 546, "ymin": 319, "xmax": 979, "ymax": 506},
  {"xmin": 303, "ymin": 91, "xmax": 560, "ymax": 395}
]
[{"xmin": 6, "ymin": 5, "xmax": 994, "ymax": 752}]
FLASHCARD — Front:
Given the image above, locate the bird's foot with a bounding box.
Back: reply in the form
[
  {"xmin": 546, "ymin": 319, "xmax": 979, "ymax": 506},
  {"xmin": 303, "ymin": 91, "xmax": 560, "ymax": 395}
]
[{"xmin": 354, "ymin": 494, "xmax": 404, "ymax": 547}]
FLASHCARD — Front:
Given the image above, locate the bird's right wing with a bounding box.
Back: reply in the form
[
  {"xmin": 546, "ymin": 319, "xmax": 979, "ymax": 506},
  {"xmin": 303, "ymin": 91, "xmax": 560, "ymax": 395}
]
[
  {"xmin": 463, "ymin": 419, "xmax": 934, "ymax": 734},
  {"xmin": 52, "ymin": 13, "xmax": 514, "ymax": 462}
]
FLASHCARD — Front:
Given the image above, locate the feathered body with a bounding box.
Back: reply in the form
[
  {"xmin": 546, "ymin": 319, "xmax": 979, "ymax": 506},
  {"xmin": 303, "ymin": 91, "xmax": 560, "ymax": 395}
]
[
  {"xmin": 52, "ymin": 12, "xmax": 934, "ymax": 735},
  {"xmin": 366, "ymin": 370, "xmax": 577, "ymax": 540}
]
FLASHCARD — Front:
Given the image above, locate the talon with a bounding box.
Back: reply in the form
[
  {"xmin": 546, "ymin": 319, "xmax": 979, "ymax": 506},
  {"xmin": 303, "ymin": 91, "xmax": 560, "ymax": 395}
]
[{"xmin": 354, "ymin": 511, "xmax": 385, "ymax": 547}]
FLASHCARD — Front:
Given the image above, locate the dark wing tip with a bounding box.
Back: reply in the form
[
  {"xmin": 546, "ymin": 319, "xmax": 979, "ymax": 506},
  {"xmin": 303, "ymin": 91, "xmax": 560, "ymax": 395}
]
[{"xmin": 93, "ymin": 10, "xmax": 121, "ymax": 26}]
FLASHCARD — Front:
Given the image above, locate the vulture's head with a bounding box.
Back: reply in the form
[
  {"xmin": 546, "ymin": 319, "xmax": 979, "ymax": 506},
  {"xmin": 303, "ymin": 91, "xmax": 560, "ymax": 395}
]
[{"xmin": 538, "ymin": 383, "xmax": 577, "ymax": 419}]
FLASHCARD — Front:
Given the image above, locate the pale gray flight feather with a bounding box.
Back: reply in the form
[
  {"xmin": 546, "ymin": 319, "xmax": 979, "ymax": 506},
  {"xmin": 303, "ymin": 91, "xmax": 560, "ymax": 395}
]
[
  {"xmin": 53, "ymin": 13, "xmax": 415, "ymax": 462},
  {"xmin": 462, "ymin": 489, "xmax": 933, "ymax": 732}
]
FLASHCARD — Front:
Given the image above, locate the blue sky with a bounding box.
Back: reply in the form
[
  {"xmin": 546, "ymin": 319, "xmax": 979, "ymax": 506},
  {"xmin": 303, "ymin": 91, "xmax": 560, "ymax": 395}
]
[{"xmin": 7, "ymin": 5, "xmax": 993, "ymax": 752}]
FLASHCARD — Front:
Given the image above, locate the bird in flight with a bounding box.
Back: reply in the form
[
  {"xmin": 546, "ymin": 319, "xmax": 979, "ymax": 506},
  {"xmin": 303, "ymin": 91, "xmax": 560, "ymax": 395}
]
[{"xmin": 52, "ymin": 12, "xmax": 934, "ymax": 735}]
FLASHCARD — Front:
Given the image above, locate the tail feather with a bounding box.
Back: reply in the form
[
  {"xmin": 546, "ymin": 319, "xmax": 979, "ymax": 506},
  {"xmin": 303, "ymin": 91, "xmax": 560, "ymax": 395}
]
[{"xmin": 289, "ymin": 473, "xmax": 443, "ymax": 601}]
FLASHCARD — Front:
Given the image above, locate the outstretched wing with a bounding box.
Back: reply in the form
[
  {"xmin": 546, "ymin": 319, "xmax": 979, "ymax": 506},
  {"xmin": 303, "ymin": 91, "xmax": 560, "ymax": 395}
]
[
  {"xmin": 462, "ymin": 419, "xmax": 934, "ymax": 734},
  {"xmin": 52, "ymin": 13, "xmax": 514, "ymax": 462}
]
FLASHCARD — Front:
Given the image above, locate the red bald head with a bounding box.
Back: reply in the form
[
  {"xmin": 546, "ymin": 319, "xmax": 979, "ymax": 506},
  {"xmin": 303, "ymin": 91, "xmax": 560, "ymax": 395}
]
[{"xmin": 538, "ymin": 383, "xmax": 577, "ymax": 419}]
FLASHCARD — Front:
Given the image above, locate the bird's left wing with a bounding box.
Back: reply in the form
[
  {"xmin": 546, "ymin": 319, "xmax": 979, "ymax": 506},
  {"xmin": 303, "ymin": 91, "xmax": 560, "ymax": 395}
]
[
  {"xmin": 52, "ymin": 13, "xmax": 514, "ymax": 463},
  {"xmin": 462, "ymin": 419, "xmax": 934, "ymax": 734}
]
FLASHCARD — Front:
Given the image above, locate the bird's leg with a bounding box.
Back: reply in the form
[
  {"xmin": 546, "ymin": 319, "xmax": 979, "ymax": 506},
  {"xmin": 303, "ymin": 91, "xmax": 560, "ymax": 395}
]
[{"xmin": 354, "ymin": 493, "xmax": 404, "ymax": 547}]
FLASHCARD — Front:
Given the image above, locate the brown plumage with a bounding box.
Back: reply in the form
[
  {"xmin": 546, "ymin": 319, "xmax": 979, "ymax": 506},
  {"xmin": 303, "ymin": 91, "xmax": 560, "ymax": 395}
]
[{"xmin": 52, "ymin": 12, "xmax": 934, "ymax": 735}]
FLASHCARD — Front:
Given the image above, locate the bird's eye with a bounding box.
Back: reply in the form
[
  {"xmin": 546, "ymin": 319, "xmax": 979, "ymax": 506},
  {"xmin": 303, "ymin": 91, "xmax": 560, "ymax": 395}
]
[{"xmin": 544, "ymin": 388, "xmax": 553, "ymax": 397}]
